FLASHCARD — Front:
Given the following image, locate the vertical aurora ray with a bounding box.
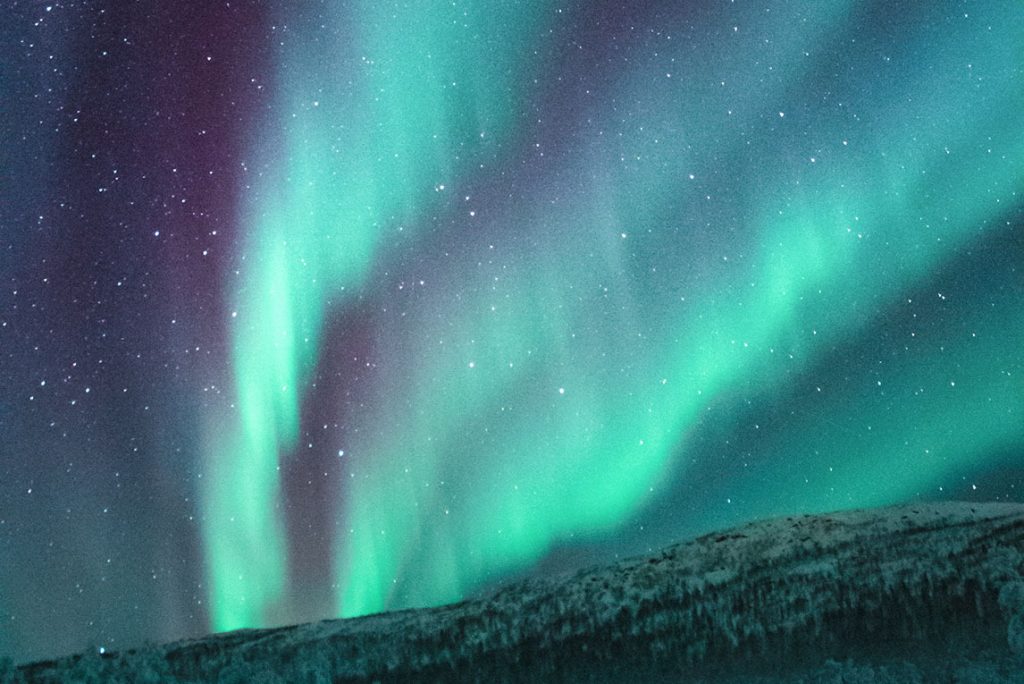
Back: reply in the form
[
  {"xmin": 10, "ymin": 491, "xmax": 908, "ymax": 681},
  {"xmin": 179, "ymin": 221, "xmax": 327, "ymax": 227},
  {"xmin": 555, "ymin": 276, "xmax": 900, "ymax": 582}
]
[
  {"xmin": 335, "ymin": 0, "xmax": 1023, "ymax": 617},
  {"xmin": 334, "ymin": 0, "xmax": 863, "ymax": 614},
  {"xmin": 202, "ymin": 1, "xmax": 553, "ymax": 630}
]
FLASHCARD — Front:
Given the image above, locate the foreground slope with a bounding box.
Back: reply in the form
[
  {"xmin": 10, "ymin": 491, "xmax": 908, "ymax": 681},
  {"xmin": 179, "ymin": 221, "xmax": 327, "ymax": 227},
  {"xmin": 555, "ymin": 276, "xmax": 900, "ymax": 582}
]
[{"xmin": 13, "ymin": 501, "xmax": 1024, "ymax": 682}]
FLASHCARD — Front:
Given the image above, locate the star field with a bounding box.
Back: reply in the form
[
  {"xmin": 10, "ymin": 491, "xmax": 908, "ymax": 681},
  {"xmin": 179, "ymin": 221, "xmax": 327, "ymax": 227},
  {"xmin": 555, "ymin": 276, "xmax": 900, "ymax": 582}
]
[{"xmin": 1, "ymin": 0, "xmax": 1022, "ymax": 664}]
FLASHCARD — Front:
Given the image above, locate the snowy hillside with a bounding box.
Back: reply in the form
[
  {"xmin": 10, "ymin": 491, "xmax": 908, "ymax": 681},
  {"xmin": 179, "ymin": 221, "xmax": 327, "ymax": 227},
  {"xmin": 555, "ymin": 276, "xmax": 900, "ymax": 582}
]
[{"xmin": 10, "ymin": 501, "xmax": 1024, "ymax": 683}]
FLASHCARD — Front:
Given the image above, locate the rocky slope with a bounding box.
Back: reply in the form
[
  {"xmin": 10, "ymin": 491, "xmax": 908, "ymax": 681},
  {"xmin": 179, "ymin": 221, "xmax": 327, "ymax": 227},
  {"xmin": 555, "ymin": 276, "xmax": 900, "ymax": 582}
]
[{"xmin": 10, "ymin": 501, "xmax": 1024, "ymax": 682}]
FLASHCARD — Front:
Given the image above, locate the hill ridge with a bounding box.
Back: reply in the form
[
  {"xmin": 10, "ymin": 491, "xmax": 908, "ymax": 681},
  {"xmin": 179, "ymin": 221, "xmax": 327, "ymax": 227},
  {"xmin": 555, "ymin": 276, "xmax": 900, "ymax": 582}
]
[{"xmin": 13, "ymin": 501, "xmax": 1024, "ymax": 683}]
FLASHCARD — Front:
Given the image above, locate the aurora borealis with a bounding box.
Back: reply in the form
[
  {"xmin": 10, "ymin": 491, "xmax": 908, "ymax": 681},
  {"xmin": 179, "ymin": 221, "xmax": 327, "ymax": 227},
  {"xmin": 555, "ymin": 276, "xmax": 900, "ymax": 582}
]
[{"xmin": 2, "ymin": 0, "xmax": 1022, "ymax": 665}]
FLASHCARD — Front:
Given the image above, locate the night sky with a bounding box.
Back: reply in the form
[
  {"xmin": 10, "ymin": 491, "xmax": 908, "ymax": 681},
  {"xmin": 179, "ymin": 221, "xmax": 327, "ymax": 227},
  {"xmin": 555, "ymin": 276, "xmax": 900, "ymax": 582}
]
[{"xmin": 2, "ymin": 0, "xmax": 1023, "ymax": 665}]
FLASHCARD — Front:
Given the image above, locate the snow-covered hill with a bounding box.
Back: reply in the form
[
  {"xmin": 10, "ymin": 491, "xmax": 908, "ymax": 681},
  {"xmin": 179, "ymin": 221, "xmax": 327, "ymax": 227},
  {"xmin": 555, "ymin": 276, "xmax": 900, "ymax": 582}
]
[{"xmin": 10, "ymin": 501, "xmax": 1024, "ymax": 682}]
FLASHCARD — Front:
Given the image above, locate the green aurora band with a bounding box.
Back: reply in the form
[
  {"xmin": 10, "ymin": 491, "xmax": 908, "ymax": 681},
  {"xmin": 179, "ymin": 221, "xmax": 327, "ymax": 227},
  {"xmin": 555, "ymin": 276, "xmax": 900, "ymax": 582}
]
[
  {"xmin": 202, "ymin": 1, "xmax": 554, "ymax": 630},
  {"xmin": 205, "ymin": 2, "xmax": 1024, "ymax": 630}
]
